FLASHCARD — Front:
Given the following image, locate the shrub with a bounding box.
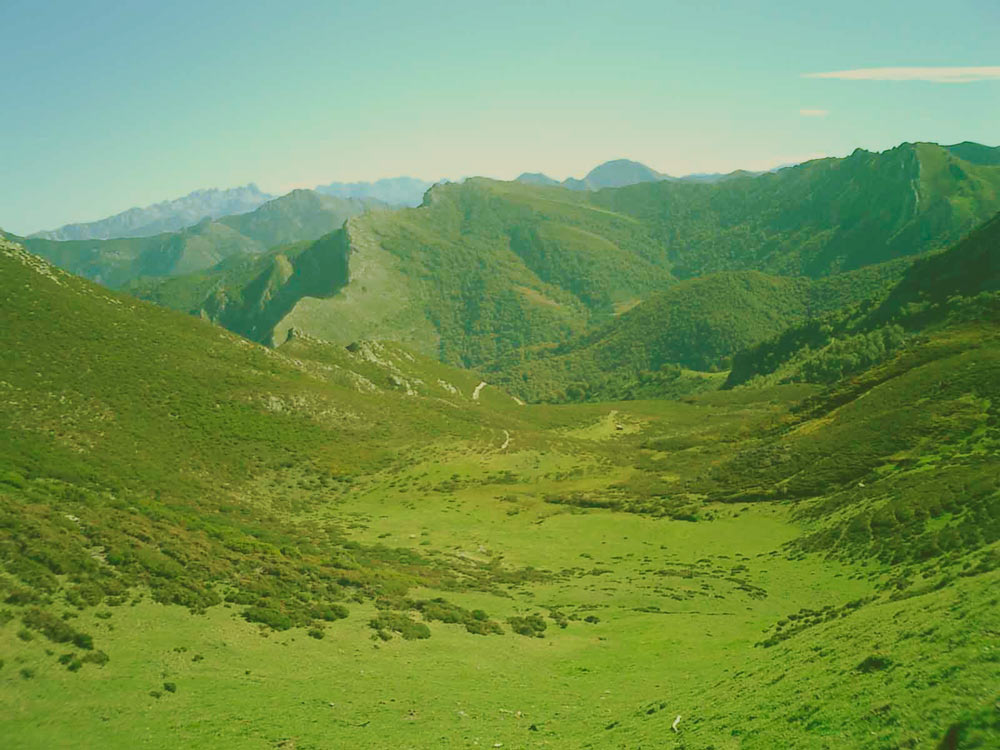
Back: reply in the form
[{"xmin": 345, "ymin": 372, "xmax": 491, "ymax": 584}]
[
  {"xmin": 369, "ymin": 613, "xmax": 431, "ymax": 641},
  {"xmin": 83, "ymin": 650, "xmax": 109, "ymax": 667},
  {"xmin": 163, "ymin": 682, "xmax": 177, "ymax": 693},
  {"xmin": 22, "ymin": 608, "xmax": 93, "ymax": 649},
  {"xmin": 243, "ymin": 606, "xmax": 292, "ymax": 631},
  {"xmin": 856, "ymin": 655, "xmax": 893, "ymax": 673},
  {"xmin": 507, "ymin": 615, "xmax": 548, "ymax": 638},
  {"xmin": 311, "ymin": 604, "xmax": 348, "ymax": 622}
]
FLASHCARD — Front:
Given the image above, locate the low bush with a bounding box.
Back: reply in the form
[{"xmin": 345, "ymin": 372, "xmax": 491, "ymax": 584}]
[{"xmin": 507, "ymin": 614, "xmax": 547, "ymax": 638}]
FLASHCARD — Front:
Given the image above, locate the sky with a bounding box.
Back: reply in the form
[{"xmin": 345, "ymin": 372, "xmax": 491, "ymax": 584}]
[{"xmin": 2, "ymin": 0, "xmax": 998, "ymax": 234}]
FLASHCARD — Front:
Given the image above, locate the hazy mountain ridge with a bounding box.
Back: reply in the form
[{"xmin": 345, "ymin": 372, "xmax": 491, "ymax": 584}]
[
  {"xmin": 314, "ymin": 176, "xmax": 440, "ymax": 207},
  {"xmin": 29, "ymin": 184, "xmax": 274, "ymax": 241},
  {"xmin": 9, "ymin": 190, "xmax": 383, "ymax": 288},
  {"xmin": 517, "ymin": 158, "xmax": 669, "ymax": 191},
  {"xmin": 516, "ymin": 158, "xmax": 766, "ymax": 191}
]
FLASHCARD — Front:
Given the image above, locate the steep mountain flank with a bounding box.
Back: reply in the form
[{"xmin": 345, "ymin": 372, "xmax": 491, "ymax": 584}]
[{"xmin": 131, "ymin": 230, "xmax": 353, "ymax": 344}]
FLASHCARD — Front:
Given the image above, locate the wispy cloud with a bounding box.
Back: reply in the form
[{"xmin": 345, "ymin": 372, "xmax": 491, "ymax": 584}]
[
  {"xmin": 799, "ymin": 109, "xmax": 829, "ymax": 117},
  {"xmin": 803, "ymin": 66, "xmax": 1000, "ymax": 83}
]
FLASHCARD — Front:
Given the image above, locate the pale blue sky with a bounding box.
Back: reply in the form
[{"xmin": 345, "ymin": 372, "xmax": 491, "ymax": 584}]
[{"xmin": 2, "ymin": 0, "xmax": 998, "ymax": 234}]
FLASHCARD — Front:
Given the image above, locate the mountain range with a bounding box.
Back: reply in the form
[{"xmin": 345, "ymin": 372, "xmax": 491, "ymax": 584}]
[
  {"xmin": 5, "ymin": 190, "xmax": 385, "ymax": 288},
  {"xmin": 516, "ymin": 158, "xmax": 761, "ymax": 191},
  {"xmin": 26, "ymin": 157, "xmax": 779, "ymax": 246},
  {"xmin": 26, "ymin": 179, "xmax": 433, "ymax": 244},
  {"xmin": 119, "ymin": 142, "xmax": 1000, "ymax": 376}
]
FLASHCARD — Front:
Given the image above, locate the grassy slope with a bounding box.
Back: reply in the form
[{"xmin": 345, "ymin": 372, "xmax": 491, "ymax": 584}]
[
  {"xmin": 276, "ymin": 178, "xmax": 674, "ymax": 366},
  {"xmin": 594, "ymin": 142, "xmax": 1000, "ymax": 278},
  {"xmin": 490, "ymin": 260, "xmax": 911, "ymax": 402},
  {"xmin": 727, "ymin": 211, "xmax": 1000, "ymax": 388},
  {"xmin": 1, "ymin": 238, "xmax": 998, "ymax": 748}
]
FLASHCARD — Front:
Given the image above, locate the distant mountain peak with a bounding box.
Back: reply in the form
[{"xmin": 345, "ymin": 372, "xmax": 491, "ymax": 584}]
[
  {"xmin": 582, "ymin": 159, "xmax": 669, "ymax": 188},
  {"xmin": 515, "ymin": 172, "xmax": 560, "ymax": 186},
  {"xmin": 515, "ymin": 159, "xmax": 670, "ymax": 192}
]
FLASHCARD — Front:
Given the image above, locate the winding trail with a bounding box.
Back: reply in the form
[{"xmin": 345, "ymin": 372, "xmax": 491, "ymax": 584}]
[{"xmin": 472, "ymin": 381, "xmax": 487, "ymax": 401}]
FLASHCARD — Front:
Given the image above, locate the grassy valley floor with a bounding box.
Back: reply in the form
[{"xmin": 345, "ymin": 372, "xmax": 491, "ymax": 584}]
[{"xmin": 3, "ymin": 397, "xmax": 996, "ymax": 748}]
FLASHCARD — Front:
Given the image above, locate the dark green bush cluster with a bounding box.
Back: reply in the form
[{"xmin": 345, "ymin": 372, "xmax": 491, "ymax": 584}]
[
  {"xmin": 368, "ymin": 612, "xmax": 431, "ymax": 641},
  {"xmin": 242, "ymin": 606, "xmax": 293, "ymax": 631},
  {"xmin": 21, "ymin": 608, "xmax": 94, "ymax": 650},
  {"xmin": 413, "ymin": 598, "xmax": 503, "ymax": 636},
  {"xmin": 756, "ymin": 598, "xmax": 874, "ymax": 648},
  {"xmin": 548, "ymin": 609, "xmax": 569, "ymax": 629},
  {"xmin": 507, "ymin": 614, "xmax": 547, "ymax": 638},
  {"xmin": 367, "ymin": 596, "xmax": 504, "ymax": 637}
]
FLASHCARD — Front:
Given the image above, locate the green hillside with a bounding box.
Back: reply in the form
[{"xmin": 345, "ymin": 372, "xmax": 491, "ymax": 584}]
[
  {"xmin": 491, "ymin": 260, "xmax": 912, "ymax": 402},
  {"xmin": 1, "ymin": 236, "xmax": 998, "ymax": 748},
  {"xmin": 128, "ymin": 231, "xmax": 353, "ymax": 345},
  {"xmin": 136, "ymin": 142, "xmax": 1000, "ymax": 373},
  {"xmin": 594, "ymin": 141, "xmax": 1000, "ymax": 278},
  {"xmin": 7, "ymin": 190, "xmax": 383, "ymax": 288},
  {"xmin": 142, "ymin": 178, "xmax": 675, "ymax": 358},
  {"xmin": 727, "ymin": 212, "xmax": 1000, "ymax": 388},
  {"xmin": 945, "ymin": 141, "xmax": 1000, "ymax": 166}
]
